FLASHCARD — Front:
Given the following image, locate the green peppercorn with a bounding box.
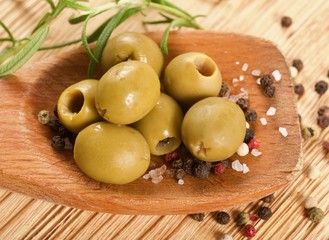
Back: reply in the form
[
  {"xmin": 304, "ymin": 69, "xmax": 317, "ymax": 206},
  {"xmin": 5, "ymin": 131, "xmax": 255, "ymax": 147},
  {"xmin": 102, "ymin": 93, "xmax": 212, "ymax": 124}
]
[
  {"xmin": 308, "ymin": 207, "xmax": 324, "ymax": 223},
  {"xmin": 236, "ymin": 211, "xmax": 249, "ymax": 226},
  {"xmin": 216, "ymin": 211, "xmax": 230, "ymax": 225},
  {"xmin": 38, "ymin": 110, "xmax": 51, "ymax": 125},
  {"xmin": 301, "ymin": 127, "xmax": 315, "ymax": 140}
]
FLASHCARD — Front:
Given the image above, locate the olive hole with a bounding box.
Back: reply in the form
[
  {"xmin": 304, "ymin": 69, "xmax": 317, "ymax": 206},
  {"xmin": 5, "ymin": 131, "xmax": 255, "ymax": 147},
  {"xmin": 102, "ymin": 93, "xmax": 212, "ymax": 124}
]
[
  {"xmin": 194, "ymin": 57, "xmax": 215, "ymax": 77},
  {"xmin": 68, "ymin": 90, "xmax": 84, "ymax": 114},
  {"xmin": 156, "ymin": 137, "xmax": 178, "ymax": 153}
]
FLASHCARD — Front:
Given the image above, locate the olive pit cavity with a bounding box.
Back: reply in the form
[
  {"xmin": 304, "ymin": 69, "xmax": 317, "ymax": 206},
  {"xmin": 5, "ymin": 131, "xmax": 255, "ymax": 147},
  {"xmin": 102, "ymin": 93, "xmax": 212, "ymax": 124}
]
[
  {"xmin": 67, "ymin": 90, "xmax": 84, "ymax": 114},
  {"xmin": 194, "ymin": 57, "xmax": 215, "ymax": 77}
]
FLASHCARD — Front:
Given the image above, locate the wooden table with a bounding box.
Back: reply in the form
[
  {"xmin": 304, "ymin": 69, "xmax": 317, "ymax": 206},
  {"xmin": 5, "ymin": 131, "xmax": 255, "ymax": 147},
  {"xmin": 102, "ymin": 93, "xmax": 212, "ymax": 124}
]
[{"xmin": 0, "ymin": 0, "xmax": 328, "ymax": 239}]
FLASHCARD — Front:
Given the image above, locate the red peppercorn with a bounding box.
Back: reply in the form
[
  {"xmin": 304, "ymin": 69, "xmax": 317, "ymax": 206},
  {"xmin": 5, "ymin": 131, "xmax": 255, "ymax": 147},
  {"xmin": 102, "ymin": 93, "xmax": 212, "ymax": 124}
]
[
  {"xmin": 244, "ymin": 224, "xmax": 256, "ymax": 238},
  {"xmin": 164, "ymin": 150, "xmax": 179, "ymax": 162},
  {"xmin": 248, "ymin": 138, "xmax": 260, "ymax": 149},
  {"xmin": 212, "ymin": 163, "xmax": 226, "ymax": 175},
  {"xmin": 249, "ymin": 214, "xmax": 259, "ymax": 222}
]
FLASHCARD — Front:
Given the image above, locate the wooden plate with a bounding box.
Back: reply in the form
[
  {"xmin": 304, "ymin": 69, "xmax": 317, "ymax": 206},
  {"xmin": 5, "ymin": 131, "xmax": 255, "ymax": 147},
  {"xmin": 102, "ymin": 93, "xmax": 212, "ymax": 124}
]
[{"xmin": 0, "ymin": 31, "xmax": 302, "ymax": 214}]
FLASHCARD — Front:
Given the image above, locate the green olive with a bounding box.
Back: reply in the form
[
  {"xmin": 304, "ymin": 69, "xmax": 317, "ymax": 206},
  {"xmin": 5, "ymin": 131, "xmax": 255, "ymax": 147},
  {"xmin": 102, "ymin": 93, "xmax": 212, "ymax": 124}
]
[
  {"xmin": 133, "ymin": 93, "xmax": 184, "ymax": 156},
  {"xmin": 57, "ymin": 79, "xmax": 102, "ymax": 133},
  {"xmin": 74, "ymin": 122, "xmax": 150, "ymax": 184},
  {"xmin": 100, "ymin": 32, "xmax": 164, "ymax": 76},
  {"xmin": 95, "ymin": 61, "xmax": 161, "ymax": 125},
  {"xmin": 181, "ymin": 97, "xmax": 246, "ymax": 162},
  {"xmin": 163, "ymin": 52, "xmax": 222, "ymax": 108}
]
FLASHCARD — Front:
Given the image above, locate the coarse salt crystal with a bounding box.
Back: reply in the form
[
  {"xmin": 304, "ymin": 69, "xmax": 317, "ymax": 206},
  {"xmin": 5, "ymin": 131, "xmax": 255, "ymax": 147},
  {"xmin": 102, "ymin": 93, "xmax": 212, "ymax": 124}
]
[
  {"xmin": 260, "ymin": 117, "xmax": 267, "ymax": 125},
  {"xmin": 251, "ymin": 148, "xmax": 262, "ymax": 157},
  {"xmin": 236, "ymin": 61, "xmax": 240, "ymax": 64},
  {"xmin": 239, "ymin": 75, "xmax": 244, "ymax": 81},
  {"xmin": 151, "ymin": 175, "xmax": 163, "ymax": 184},
  {"xmin": 232, "ymin": 160, "xmax": 243, "ymax": 172},
  {"xmin": 242, "ymin": 163, "xmax": 250, "ymax": 173},
  {"xmin": 143, "ymin": 173, "xmax": 150, "ymax": 180},
  {"xmin": 290, "ymin": 66, "xmax": 298, "ymax": 78},
  {"xmin": 272, "ymin": 70, "xmax": 282, "ymax": 81},
  {"xmin": 178, "ymin": 179, "xmax": 185, "ymax": 185},
  {"xmin": 256, "ymin": 78, "xmax": 261, "ymax": 85},
  {"xmin": 251, "ymin": 69, "xmax": 261, "ymax": 76},
  {"xmin": 266, "ymin": 107, "xmax": 276, "ymax": 116},
  {"xmin": 279, "ymin": 127, "xmax": 288, "ymax": 137},
  {"xmin": 159, "ymin": 164, "xmax": 167, "ymax": 174},
  {"xmin": 242, "ymin": 63, "xmax": 249, "ymax": 71}
]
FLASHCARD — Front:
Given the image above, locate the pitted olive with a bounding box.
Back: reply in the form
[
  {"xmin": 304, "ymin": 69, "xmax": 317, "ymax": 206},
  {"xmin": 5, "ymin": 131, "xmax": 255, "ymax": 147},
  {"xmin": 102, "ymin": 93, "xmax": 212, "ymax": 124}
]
[
  {"xmin": 100, "ymin": 32, "xmax": 164, "ymax": 76},
  {"xmin": 133, "ymin": 93, "xmax": 184, "ymax": 156},
  {"xmin": 163, "ymin": 52, "xmax": 222, "ymax": 108},
  {"xmin": 181, "ymin": 97, "xmax": 246, "ymax": 162},
  {"xmin": 74, "ymin": 122, "xmax": 150, "ymax": 185},
  {"xmin": 57, "ymin": 79, "xmax": 102, "ymax": 133},
  {"xmin": 95, "ymin": 61, "xmax": 160, "ymax": 125}
]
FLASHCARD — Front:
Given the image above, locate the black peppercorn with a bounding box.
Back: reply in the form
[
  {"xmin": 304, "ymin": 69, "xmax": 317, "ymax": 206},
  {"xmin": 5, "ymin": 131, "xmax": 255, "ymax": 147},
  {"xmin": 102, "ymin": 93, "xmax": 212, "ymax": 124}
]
[
  {"xmin": 218, "ymin": 81, "xmax": 231, "ymax": 97},
  {"xmin": 317, "ymin": 115, "xmax": 329, "ymax": 129},
  {"xmin": 244, "ymin": 128, "xmax": 255, "ymax": 144},
  {"xmin": 53, "ymin": 105, "xmax": 58, "ymax": 118},
  {"xmin": 245, "ymin": 109, "xmax": 257, "ymax": 122},
  {"xmin": 260, "ymin": 74, "xmax": 274, "ymax": 89},
  {"xmin": 236, "ymin": 98, "xmax": 250, "ymax": 111},
  {"xmin": 294, "ymin": 84, "xmax": 304, "ymax": 96},
  {"xmin": 193, "ymin": 160, "xmax": 211, "ymax": 179},
  {"xmin": 191, "ymin": 213, "xmax": 205, "ymax": 222},
  {"xmin": 264, "ymin": 85, "xmax": 276, "ymax": 98},
  {"xmin": 68, "ymin": 133, "xmax": 77, "ymax": 146},
  {"xmin": 59, "ymin": 125, "xmax": 72, "ymax": 138},
  {"xmin": 281, "ymin": 16, "xmax": 292, "ymax": 28},
  {"xmin": 216, "ymin": 211, "xmax": 230, "ymax": 225},
  {"xmin": 174, "ymin": 168, "xmax": 185, "ymax": 180},
  {"xmin": 318, "ymin": 106, "xmax": 329, "ymax": 117},
  {"xmin": 51, "ymin": 135, "xmax": 65, "ymax": 150},
  {"xmin": 261, "ymin": 193, "xmax": 275, "ymax": 204},
  {"xmin": 183, "ymin": 157, "xmax": 195, "ymax": 175},
  {"xmin": 258, "ymin": 206, "xmax": 273, "ymax": 220},
  {"xmin": 292, "ymin": 59, "xmax": 304, "ymax": 72},
  {"xmin": 47, "ymin": 119, "xmax": 62, "ymax": 132},
  {"xmin": 172, "ymin": 158, "xmax": 184, "ymax": 169},
  {"xmin": 315, "ymin": 80, "xmax": 328, "ymax": 95}
]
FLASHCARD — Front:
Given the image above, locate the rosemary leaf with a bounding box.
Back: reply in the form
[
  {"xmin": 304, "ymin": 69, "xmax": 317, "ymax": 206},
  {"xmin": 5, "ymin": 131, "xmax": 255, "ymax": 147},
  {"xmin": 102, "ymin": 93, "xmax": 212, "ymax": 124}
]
[
  {"xmin": 82, "ymin": 13, "xmax": 99, "ymax": 63},
  {"xmin": 61, "ymin": 0, "xmax": 92, "ymax": 11},
  {"xmin": 0, "ymin": 25, "xmax": 49, "ymax": 78}
]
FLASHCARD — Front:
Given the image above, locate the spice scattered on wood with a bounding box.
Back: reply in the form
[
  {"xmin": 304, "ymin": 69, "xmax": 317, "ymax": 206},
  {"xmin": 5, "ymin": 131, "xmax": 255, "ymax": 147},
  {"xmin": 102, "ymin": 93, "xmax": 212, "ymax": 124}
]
[
  {"xmin": 290, "ymin": 66, "xmax": 298, "ymax": 78},
  {"xmin": 257, "ymin": 206, "xmax": 273, "ymax": 220},
  {"xmin": 323, "ymin": 140, "xmax": 329, "ymax": 152},
  {"xmin": 307, "ymin": 165, "xmax": 320, "ymax": 180},
  {"xmin": 245, "ymin": 109, "xmax": 258, "ymax": 122},
  {"xmin": 191, "ymin": 212, "xmax": 205, "ymax": 222},
  {"xmin": 251, "ymin": 69, "xmax": 261, "ymax": 77},
  {"xmin": 279, "ymin": 127, "xmax": 288, "ymax": 137},
  {"xmin": 317, "ymin": 115, "xmax": 329, "ymax": 129},
  {"xmin": 272, "ymin": 70, "xmax": 282, "ymax": 81},
  {"xmin": 260, "ymin": 74, "xmax": 274, "ymax": 88},
  {"xmin": 292, "ymin": 59, "xmax": 304, "ymax": 72},
  {"xmin": 216, "ymin": 211, "xmax": 231, "ymax": 225},
  {"xmin": 281, "ymin": 16, "xmax": 293, "ymax": 28},
  {"xmin": 248, "ymin": 138, "xmax": 260, "ymax": 149},
  {"xmin": 261, "ymin": 193, "xmax": 275, "ymax": 203},
  {"xmin": 307, "ymin": 207, "xmax": 324, "ymax": 223},
  {"xmin": 232, "ymin": 160, "xmax": 249, "ymax": 173},
  {"xmin": 251, "ymin": 148, "xmax": 262, "ymax": 157},
  {"xmin": 314, "ymin": 80, "xmax": 328, "ymax": 95},
  {"xmin": 301, "ymin": 127, "xmax": 315, "ymax": 140},
  {"xmin": 236, "ymin": 212, "xmax": 249, "ymax": 226},
  {"xmin": 174, "ymin": 168, "xmax": 185, "ymax": 180},
  {"xmin": 218, "ymin": 233, "xmax": 233, "ymax": 240},
  {"xmin": 218, "ymin": 81, "xmax": 231, "ymax": 97},
  {"xmin": 266, "ymin": 106, "xmax": 277, "ymax": 116},
  {"xmin": 242, "ymin": 63, "xmax": 249, "ymax": 71},
  {"xmin": 38, "ymin": 110, "xmax": 51, "ymax": 124},
  {"xmin": 51, "ymin": 136, "xmax": 65, "ymax": 150},
  {"xmin": 260, "ymin": 117, "xmax": 267, "ymax": 125},
  {"xmin": 304, "ymin": 197, "xmax": 318, "ymax": 209},
  {"xmin": 294, "ymin": 84, "xmax": 305, "ymax": 96},
  {"xmin": 244, "ymin": 224, "xmax": 256, "ymax": 238},
  {"xmin": 236, "ymin": 98, "xmax": 250, "ymax": 110},
  {"xmin": 264, "ymin": 85, "xmax": 276, "ymax": 97},
  {"xmin": 244, "ymin": 128, "xmax": 255, "ymax": 144},
  {"xmin": 236, "ymin": 142, "xmax": 249, "ymax": 156}
]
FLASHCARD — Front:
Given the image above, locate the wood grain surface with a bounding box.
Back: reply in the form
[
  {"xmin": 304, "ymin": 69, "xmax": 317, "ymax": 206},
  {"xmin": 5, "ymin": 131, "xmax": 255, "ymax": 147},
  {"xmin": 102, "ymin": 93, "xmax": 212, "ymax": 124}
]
[{"xmin": 0, "ymin": 0, "xmax": 328, "ymax": 239}]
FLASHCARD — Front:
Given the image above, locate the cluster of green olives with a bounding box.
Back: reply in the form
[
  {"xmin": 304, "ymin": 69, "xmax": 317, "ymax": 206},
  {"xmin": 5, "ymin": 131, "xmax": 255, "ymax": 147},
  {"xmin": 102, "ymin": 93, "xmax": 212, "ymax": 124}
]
[{"xmin": 56, "ymin": 31, "xmax": 246, "ymax": 185}]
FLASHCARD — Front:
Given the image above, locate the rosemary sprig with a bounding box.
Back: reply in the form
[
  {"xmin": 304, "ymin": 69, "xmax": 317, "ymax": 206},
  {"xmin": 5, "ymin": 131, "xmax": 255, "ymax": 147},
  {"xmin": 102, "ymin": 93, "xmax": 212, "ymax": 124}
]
[{"xmin": 0, "ymin": 0, "xmax": 202, "ymax": 78}]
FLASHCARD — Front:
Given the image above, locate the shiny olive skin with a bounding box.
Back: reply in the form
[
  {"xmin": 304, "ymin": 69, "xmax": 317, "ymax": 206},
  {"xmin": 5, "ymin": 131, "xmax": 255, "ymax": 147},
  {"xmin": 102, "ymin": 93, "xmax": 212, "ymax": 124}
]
[
  {"xmin": 74, "ymin": 122, "xmax": 150, "ymax": 185},
  {"xmin": 133, "ymin": 93, "xmax": 184, "ymax": 156},
  {"xmin": 181, "ymin": 97, "xmax": 246, "ymax": 162},
  {"xmin": 163, "ymin": 52, "xmax": 222, "ymax": 108},
  {"xmin": 95, "ymin": 61, "xmax": 161, "ymax": 125},
  {"xmin": 100, "ymin": 32, "xmax": 164, "ymax": 76},
  {"xmin": 57, "ymin": 79, "xmax": 102, "ymax": 133}
]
